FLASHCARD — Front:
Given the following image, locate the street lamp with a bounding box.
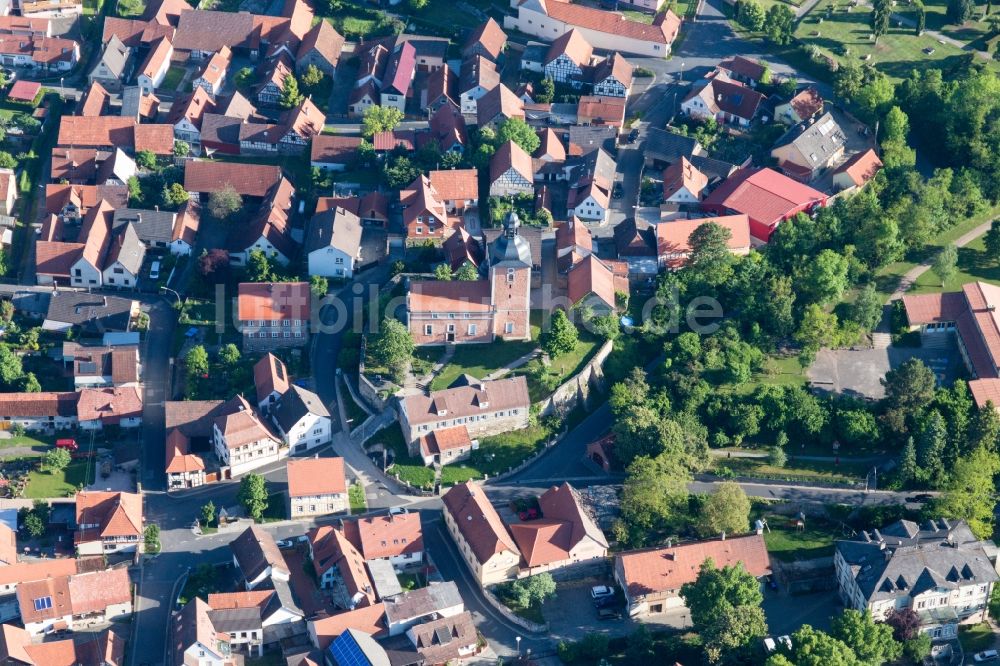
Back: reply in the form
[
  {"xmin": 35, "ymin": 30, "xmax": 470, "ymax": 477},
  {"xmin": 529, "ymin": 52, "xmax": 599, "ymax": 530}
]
[
  {"xmin": 679, "ymin": 63, "xmax": 685, "ymax": 83},
  {"xmin": 515, "ymin": 636, "xmax": 521, "ymax": 658}
]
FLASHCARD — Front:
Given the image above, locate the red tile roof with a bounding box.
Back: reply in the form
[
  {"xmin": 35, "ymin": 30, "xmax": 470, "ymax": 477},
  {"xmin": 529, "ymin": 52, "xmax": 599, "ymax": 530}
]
[
  {"xmin": 567, "ymin": 254, "xmax": 616, "ymax": 308},
  {"xmin": 662, "ymin": 156, "xmax": 708, "ymax": 200},
  {"xmin": 307, "ymin": 525, "xmax": 376, "ymax": 607},
  {"xmin": 183, "ymin": 160, "xmax": 283, "ymax": 197},
  {"xmin": 408, "ymin": 279, "xmax": 492, "ymax": 314},
  {"xmin": 77, "ymin": 387, "xmax": 143, "ymax": 424},
  {"xmin": 428, "ymin": 169, "xmax": 478, "ymax": 202},
  {"xmin": 464, "ymin": 17, "xmax": 507, "ymax": 60},
  {"xmin": 310, "ymin": 135, "xmax": 361, "ymax": 165},
  {"xmin": 901, "ymin": 291, "xmax": 967, "ymax": 326},
  {"xmin": 0, "ymin": 558, "xmax": 76, "ymax": 586},
  {"xmin": 67, "ymin": 568, "xmax": 131, "ymax": 616},
  {"xmin": 656, "ymin": 214, "xmax": 751, "ymax": 268},
  {"xmin": 490, "ymin": 139, "xmax": 533, "ymax": 184},
  {"xmin": 970, "ymin": 378, "xmax": 1000, "ymax": 410},
  {"xmin": 343, "ymin": 512, "xmax": 423, "ymax": 560},
  {"xmin": 834, "ymin": 148, "xmax": 883, "ymax": 188},
  {"xmin": 75, "ymin": 491, "xmax": 143, "ymax": 539},
  {"xmin": 309, "ymin": 603, "xmax": 386, "ymax": 649},
  {"xmin": 542, "ymin": 0, "xmax": 680, "ymax": 45},
  {"xmin": 7, "ymin": 80, "xmax": 39, "ymax": 103},
  {"xmin": 237, "ymin": 282, "xmax": 310, "ymax": 321},
  {"xmin": 441, "ymin": 481, "xmax": 519, "ymax": 565},
  {"xmin": 718, "ymin": 55, "xmax": 767, "ymax": 81},
  {"xmin": 253, "ymin": 352, "xmax": 290, "ymax": 404},
  {"xmin": 58, "ymin": 117, "xmax": 135, "ymax": 148},
  {"xmin": 786, "ymin": 86, "xmax": 824, "ymax": 122},
  {"xmin": 545, "ymin": 28, "xmax": 592, "ymax": 67},
  {"xmin": 132, "ymin": 123, "xmax": 176, "ymax": 155},
  {"xmin": 617, "ymin": 534, "xmax": 770, "ymax": 598},
  {"xmin": 419, "ymin": 424, "xmax": 472, "ymax": 459},
  {"xmin": 576, "ymin": 95, "xmax": 626, "ymax": 127},
  {"xmin": 286, "ymin": 457, "xmax": 346, "ymax": 498},
  {"xmin": 165, "ymin": 429, "xmax": 205, "ymax": 474},
  {"xmin": 79, "ymin": 81, "xmax": 110, "ymax": 117},
  {"xmin": 510, "ymin": 482, "xmax": 606, "ymax": 567},
  {"xmin": 701, "ymin": 166, "xmax": 826, "ymax": 235}
]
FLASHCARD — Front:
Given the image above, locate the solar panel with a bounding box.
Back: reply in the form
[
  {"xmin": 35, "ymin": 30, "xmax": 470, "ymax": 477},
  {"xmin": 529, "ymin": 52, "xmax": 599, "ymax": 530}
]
[
  {"xmin": 328, "ymin": 632, "xmax": 369, "ymax": 666},
  {"xmin": 32, "ymin": 596, "xmax": 52, "ymax": 611}
]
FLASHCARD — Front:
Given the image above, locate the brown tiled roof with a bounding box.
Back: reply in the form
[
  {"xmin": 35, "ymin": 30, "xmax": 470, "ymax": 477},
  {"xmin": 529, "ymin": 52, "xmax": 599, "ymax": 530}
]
[
  {"xmin": 490, "ymin": 139, "xmax": 533, "ymax": 184},
  {"xmin": 307, "ymin": 525, "xmax": 376, "ymax": 607},
  {"xmin": 237, "ymin": 281, "xmax": 310, "ymax": 321},
  {"xmin": 476, "ymin": 83, "xmax": 523, "ymax": 126},
  {"xmin": 286, "ymin": 457, "xmax": 346, "ymax": 497},
  {"xmin": 463, "ymin": 17, "xmax": 506, "ymax": 60},
  {"xmin": 214, "ymin": 395, "xmax": 280, "ymax": 449},
  {"xmin": 139, "ymin": 36, "xmax": 172, "ymax": 79},
  {"xmin": 343, "ymin": 512, "xmax": 423, "ymax": 561},
  {"xmin": 510, "ymin": 482, "xmax": 607, "ymax": 567},
  {"xmin": 969, "ymin": 378, "xmax": 1000, "ymax": 410},
  {"xmin": 17, "ymin": 575, "xmax": 72, "ymax": 624},
  {"xmin": 535, "ymin": 127, "xmax": 566, "ymax": 162},
  {"xmin": 408, "ymin": 279, "xmax": 491, "ymax": 313},
  {"xmin": 35, "ymin": 241, "xmax": 82, "ymax": 278},
  {"xmin": 567, "ymin": 254, "xmax": 616, "ymax": 308},
  {"xmin": 253, "ymin": 352, "xmax": 290, "ymax": 404},
  {"xmin": 459, "ymin": 55, "xmax": 499, "ymax": 95},
  {"xmin": 684, "ymin": 78, "xmax": 764, "ymax": 122},
  {"xmin": 441, "ymin": 481, "xmax": 519, "ymax": 564},
  {"xmin": 172, "ymin": 199, "xmax": 200, "ymax": 245},
  {"xmin": 79, "ymin": 81, "xmax": 110, "ymax": 117},
  {"xmin": 165, "ymin": 399, "xmax": 225, "ymax": 437},
  {"xmin": 430, "ymin": 102, "xmax": 468, "ymax": 149},
  {"xmin": 428, "ymin": 169, "xmax": 478, "ymax": 202},
  {"xmin": 787, "ymin": 86, "xmax": 824, "ymax": 122},
  {"xmin": 316, "ymin": 192, "xmax": 388, "ymax": 222},
  {"xmin": 165, "ymin": 429, "xmax": 205, "ymax": 474},
  {"xmin": 75, "ymin": 490, "xmax": 143, "ymax": 539},
  {"xmin": 718, "ymin": 55, "xmax": 767, "ymax": 81},
  {"xmin": 77, "ymin": 386, "xmax": 143, "ymax": 424},
  {"xmin": 662, "ymin": 157, "xmax": 708, "ymax": 200},
  {"xmin": 184, "ymin": 160, "xmax": 283, "ymax": 197},
  {"xmin": 410, "ymin": 611, "xmax": 477, "ymax": 664},
  {"xmin": 656, "ymin": 214, "xmax": 750, "ymax": 268},
  {"xmin": 310, "ymin": 135, "xmax": 361, "ymax": 165},
  {"xmin": 206, "ymin": 590, "xmax": 273, "ymax": 610},
  {"xmin": 172, "ymin": 9, "xmax": 256, "ymax": 53},
  {"xmin": 168, "ymin": 86, "xmax": 216, "ymax": 127},
  {"xmin": 67, "ymin": 568, "xmax": 131, "ymax": 615},
  {"xmin": 402, "ymin": 377, "xmax": 528, "ymax": 427},
  {"xmin": 111, "ymin": 348, "xmax": 139, "ymax": 384},
  {"xmin": 576, "ymin": 95, "xmax": 626, "ymax": 127},
  {"xmin": 542, "ymin": 0, "xmax": 680, "ymax": 45},
  {"xmin": 901, "ymin": 291, "xmax": 967, "ymax": 326},
  {"xmin": 0, "ymin": 624, "xmax": 32, "ymax": 663},
  {"xmin": 400, "ymin": 175, "xmax": 447, "ymax": 227},
  {"xmin": 45, "ymin": 184, "xmax": 128, "ymax": 215},
  {"xmin": 58, "ymin": 116, "xmax": 135, "ymax": 148},
  {"xmin": 616, "ymin": 534, "xmax": 770, "ymax": 598},
  {"xmin": 230, "ymin": 525, "xmax": 289, "ymax": 582},
  {"xmin": 308, "ymin": 603, "xmax": 386, "ymax": 649},
  {"xmin": 0, "ymin": 392, "xmax": 77, "ymax": 418},
  {"xmin": 133, "ymin": 123, "xmax": 175, "ymax": 154},
  {"xmin": 196, "ymin": 45, "xmax": 231, "ymax": 88},
  {"xmin": 834, "ymin": 149, "xmax": 883, "ymax": 188},
  {"xmin": 0, "ymin": 558, "xmax": 76, "ymax": 587},
  {"xmin": 419, "ymin": 424, "xmax": 473, "ymax": 459},
  {"xmin": 442, "ymin": 227, "xmax": 483, "ymax": 271},
  {"xmin": 545, "ymin": 28, "xmax": 592, "ymax": 67},
  {"xmin": 592, "ymin": 52, "xmax": 633, "ymax": 88},
  {"xmin": 50, "ymin": 147, "xmax": 99, "ymax": 183},
  {"xmin": 297, "ymin": 19, "xmax": 343, "ymax": 68}
]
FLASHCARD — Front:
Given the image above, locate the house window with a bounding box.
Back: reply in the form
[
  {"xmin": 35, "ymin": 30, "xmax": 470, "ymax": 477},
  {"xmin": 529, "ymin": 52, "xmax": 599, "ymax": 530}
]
[
  {"xmin": 469, "ymin": 324, "xmax": 477, "ymax": 335},
  {"xmin": 424, "ymin": 325, "xmax": 433, "ymax": 335},
  {"xmin": 505, "ymin": 321, "xmax": 514, "ymax": 334},
  {"xmin": 447, "ymin": 324, "xmax": 455, "ymax": 333},
  {"xmin": 507, "ymin": 268, "xmax": 515, "ymax": 282}
]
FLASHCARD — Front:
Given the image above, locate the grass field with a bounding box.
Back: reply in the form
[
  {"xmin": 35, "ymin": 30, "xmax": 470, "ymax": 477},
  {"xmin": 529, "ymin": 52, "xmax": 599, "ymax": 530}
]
[
  {"xmin": 959, "ymin": 623, "xmax": 995, "ymax": 654},
  {"xmin": 429, "ymin": 340, "xmax": 538, "ymax": 391},
  {"xmin": 794, "ymin": 0, "xmax": 977, "ymax": 82},
  {"xmin": 24, "ymin": 459, "xmax": 95, "ymax": 498},
  {"xmin": 713, "ymin": 456, "xmax": 868, "ymax": 486},
  {"xmin": 469, "ymin": 424, "xmax": 553, "ymax": 477},
  {"xmin": 373, "ymin": 424, "xmax": 436, "ymax": 490},
  {"xmin": 732, "ymin": 355, "xmax": 808, "ymax": 395},
  {"xmin": 160, "ymin": 66, "xmax": 186, "ymax": 93},
  {"xmin": 0, "ymin": 434, "xmax": 53, "ymax": 459},
  {"xmin": 759, "ymin": 517, "xmax": 837, "ymax": 561}
]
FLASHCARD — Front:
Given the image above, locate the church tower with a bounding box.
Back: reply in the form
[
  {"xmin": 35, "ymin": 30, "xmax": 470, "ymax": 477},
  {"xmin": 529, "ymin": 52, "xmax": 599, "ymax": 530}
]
[{"xmin": 489, "ymin": 211, "xmax": 532, "ymax": 341}]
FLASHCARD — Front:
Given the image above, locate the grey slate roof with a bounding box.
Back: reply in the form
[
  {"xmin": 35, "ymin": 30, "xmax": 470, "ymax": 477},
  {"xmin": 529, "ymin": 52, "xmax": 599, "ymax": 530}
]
[
  {"xmin": 481, "ymin": 224, "xmax": 542, "ymax": 268},
  {"xmin": 306, "ymin": 207, "xmax": 363, "ymax": 259},
  {"xmin": 689, "ymin": 154, "xmax": 739, "ymax": 184},
  {"xmin": 836, "ymin": 519, "xmax": 999, "ymax": 604},
  {"xmin": 382, "ymin": 581, "xmax": 463, "ymax": 626},
  {"xmin": 488, "ymin": 212, "xmax": 532, "ymax": 268},
  {"xmin": 564, "ymin": 147, "xmax": 615, "ymax": 188},
  {"xmin": 642, "ymin": 127, "xmax": 702, "ymax": 164},
  {"xmin": 272, "ymin": 385, "xmax": 330, "ymax": 433},
  {"xmin": 207, "ymin": 607, "xmax": 263, "ymax": 633},
  {"xmin": 772, "ymin": 112, "xmax": 846, "ymax": 170},
  {"xmin": 44, "ymin": 292, "xmax": 135, "ymax": 332},
  {"xmin": 106, "ymin": 223, "xmax": 146, "ymax": 276},
  {"xmin": 568, "ymin": 125, "xmax": 617, "ymax": 156},
  {"xmin": 93, "ymin": 34, "xmax": 131, "ymax": 79},
  {"xmin": 230, "ymin": 525, "xmax": 289, "ymax": 585},
  {"xmin": 112, "ymin": 207, "xmax": 177, "ymax": 246}
]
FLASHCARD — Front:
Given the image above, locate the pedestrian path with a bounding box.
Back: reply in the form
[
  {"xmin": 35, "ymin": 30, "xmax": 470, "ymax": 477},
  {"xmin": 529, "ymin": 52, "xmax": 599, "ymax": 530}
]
[{"xmin": 483, "ymin": 348, "xmax": 541, "ymax": 381}]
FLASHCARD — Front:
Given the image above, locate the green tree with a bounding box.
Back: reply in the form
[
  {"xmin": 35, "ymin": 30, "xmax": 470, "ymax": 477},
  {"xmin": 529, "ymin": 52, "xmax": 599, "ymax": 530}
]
[
  {"xmin": 174, "ymin": 141, "xmax": 190, "ymax": 157},
  {"xmin": 915, "ymin": 0, "xmax": 926, "ymax": 33},
  {"xmin": 0, "ymin": 344, "xmax": 22, "ymax": 387},
  {"xmin": 947, "ymin": 0, "xmax": 975, "ymax": 23},
  {"xmin": 703, "ymin": 605, "xmax": 768, "ymax": 663},
  {"xmin": 520, "ymin": 573, "xmax": 557, "ymax": 605},
  {"xmin": 796, "ymin": 249, "xmax": 849, "ymax": 304},
  {"xmin": 455, "ymin": 263, "xmax": 479, "ymax": 281},
  {"xmin": 143, "ymin": 524, "xmax": 161, "ymax": 553},
  {"xmin": 680, "ymin": 558, "xmax": 765, "ymax": 629},
  {"xmin": 207, "ymin": 184, "xmax": 242, "ymax": 221},
  {"xmin": 20, "ymin": 372, "xmax": 40, "ymax": 393},
  {"xmin": 43, "ymin": 447, "xmax": 71, "ymax": 472},
  {"xmin": 163, "ymin": 182, "xmax": 190, "ymax": 207},
  {"xmin": 126, "ymin": 176, "xmax": 141, "ymax": 203},
  {"xmin": 496, "ymin": 117, "xmax": 541, "ymax": 154},
  {"xmin": 362, "ymin": 105, "xmax": 404, "ymax": 138},
  {"xmin": 135, "ymin": 150, "xmax": 157, "ymax": 170},
  {"xmin": 618, "ymin": 453, "xmax": 691, "ymax": 545},
  {"xmin": 535, "ymin": 77, "xmax": 555, "ymax": 103},
  {"xmin": 409, "ymin": 0, "xmax": 428, "ymax": 9},
  {"xmin": 883, "ymin": 106, "xmax": 910, "ymax": 143},
  {"xmin": 434, "ymin": 264, "xmax": 453, "ymax": 281},
  {"xmin": 769, "ymin": 445, "xmax": 788, "ymax": 467},
  {"xmin": 916, "ymin": 410, "xmax": 947, "ymax": 483},
  {"xmin": 369, "ymin": 318, "xmax": 415, "ymax": 382},
  {"xmin": 234, "ymin": 67, "xmax": 254, "ymax": 90},
  {"xmin": 781, "ymin": 625, "xmax": 863, "ymax": 666},
  {"xmin": 831, "ymin": 609, "xmax": 902, "ymax": 666},
  {"xmin": 871, "ymin": 0, "xmax": 891, "ymax": 43},
  {"xmin": 300, "ymin": 64, "xmax": 324, "ymax": 90},
  {"xmin": 201, "ymin": 501, "xmax": 216, "ymax": 527},
  {"xmin": 848, "ymin": 283, "xmax": 883, "ymax": 332},
  {"xmin": 686, "ymin": 222, "xmax": 734, "ymax": 288},
  {"xmin": 932, "ymin": 243, "xmax": 958, "ymax": 286},
  {"xmin": 382, "ymin": 155, "xmax": 420, "ymax": 189},
  {"xmin": 696, "ymin": 481, "xmax": 751, "ymax": 538},
  {"xmin": 238, "ymin": 473, "xmax": 269, "ymax": 522},
  {"xmin": 737, "ymin": 0, "xmax": 766, "ymax": 30},
  {"xmin": 23, "ymin": 512, "xmax": 44, "ymax": 538},
  {"xmin": 985, "ymin": 221, "xmax": 1000, "ymax": 266},
  {"xmin": 541, "ymin": 309, "xmax": 578, "ymax": 358},
  {"xmin": 881, "ymin": 358, "xmax": 937, "ymax": 436},
  {"xmin": 794, "ymin": 304, "xmax": 839, "ymax": 359},
  {"xmin": 904, "ymin": 634, "xmax": 932, "ymax": 663},
  {"xmin": 247, "ymin": 249, "xmax": 273, "ymax": 283},
  {"xmin": 218, "ymin": 343, "xmax": 240, "ymax": 366},
  {"xmin": 899, "ymin": 437, "xmax": 918, "ymax": 485},
  {"xmin": 310, "ymin": 274, "xmax": 328, "ymax": 297},
  {"xmin": 935, "ymin": 445, "xmax": 1000, "ymax": 537},
  {"xmin": 765, "ymin": 4, "xmax": 796, "ymax": 44},
  {"xmin": 0, "ymin": 300, "xmax": 13, "ymax": 323},
  {"xmin": 279, "ymin": 75, "xmax": 303, "ymax": 109},
  {"xmin": 185, "ymin": 345, "xmax": 209, "ymax": 377}
]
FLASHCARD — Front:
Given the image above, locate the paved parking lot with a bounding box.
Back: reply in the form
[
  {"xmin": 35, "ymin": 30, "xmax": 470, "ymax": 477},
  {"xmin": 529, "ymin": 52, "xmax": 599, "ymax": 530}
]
[
  {"xmin": 808, "ymin": 344, "xmax": 963, "ymax": 400},
  {"xmin": 762, "ymin": 590, "xmax": 840, "ymax": 636}
]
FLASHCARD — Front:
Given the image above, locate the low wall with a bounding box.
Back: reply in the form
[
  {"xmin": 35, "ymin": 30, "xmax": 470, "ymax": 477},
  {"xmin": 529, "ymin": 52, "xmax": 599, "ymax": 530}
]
[
  {"xmin": 538, "ymin": 339, "xmax": 614, "ymax": 417},
  {"xmin": 481, "ymin": 586, "xmax": 549, "ymax": 634},
  {"xmin": 516, "ymin": 557, "xmax": 610, "ymax": 582},
  {"xmin": 358, "ymin": 372, "xmax": 392, "ymax": 413}
]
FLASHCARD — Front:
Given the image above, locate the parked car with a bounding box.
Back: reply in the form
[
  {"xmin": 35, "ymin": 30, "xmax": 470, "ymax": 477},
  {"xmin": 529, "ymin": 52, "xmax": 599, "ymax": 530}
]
[
  {"xmin": 612, "ymin": 182, "xmax": 623, "ymax": 199},
  {"xmin": 766, "ymin": 575, "xmax": 778, "ymax": 591},
  {"xmin": 598, "ymin": 607, "xmax": 622, "ymax": 620},
  {"xmin": 149, "ymin": 261, "xmax": 161, "ymax": 280},
  {"xmin": 627, "ymin": 128, "xmax": 640, "ymax": 143},
  {"xmin": 974, "ymin": 650, "xmax": 999, "ymax": 662},
  {"xmin": 276, "ymin": 539, "xmax": 294, "ymax": 549},
  {"xmin": 55, "ymin": 438, "xmax": 78, "ymax": 452},
  {"xmin": 591, "ymin": 585, "xmax": 614, "ymax": 602}
]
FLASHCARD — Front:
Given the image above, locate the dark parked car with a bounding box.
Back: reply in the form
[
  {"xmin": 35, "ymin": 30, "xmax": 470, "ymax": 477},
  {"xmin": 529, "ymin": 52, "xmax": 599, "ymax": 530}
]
[
  {"xmin": 627, "ymin": 128, "xmax": 640, "ymax": 143},
  {"xmin": 598, "ymin": 607, "xmax": 622, "ymax": 620},
  {"xmin": 612, "ymin": 182, "xmax": 623, "ymax": 199}
]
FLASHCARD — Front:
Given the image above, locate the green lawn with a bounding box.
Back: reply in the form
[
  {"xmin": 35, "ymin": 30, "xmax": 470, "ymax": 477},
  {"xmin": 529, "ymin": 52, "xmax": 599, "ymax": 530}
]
[
  {"xmin": 349, "ymin": 483, "xmax": 367, "ymax": 514},
  {"xmin": 0, "ymin": 434, "xmax": 53, "ymax": 459},
  {"xmin": 794, "ymin": 0, "xmax": 985, "ymax": 82},
  {"xmin": 713, "ymin": 457, "xmax": 868, "ymax": 486},
  {"xmin": 729, "ymin": 355, "xmax": 807, "ymax": 396},
  {"xmin": 959, "ymin": 622, "xmax": 995, "ymax": 654},
  {"xmin": 24, "ymin": 459, "xmax": 95, "ymax": 498},
  {"xmin": 159, "ymin": 66, "xmax": 186, "ymax": 92},
  {"xmin": 910, "ymin": 235, "xmax": 1000, "ymax": 293},
  {"xmin": 468, "ymin": 424, "xmax": 553, "ymax": 477},
  {"xmin": 920, "ymin": 0, "xmax": 995, "ymax": 47},
  {"xmin": 760, "ymin": 517, "xmax": 837, "ymax": 562},
  {"xmin": 439, "ymin": 464, "xmax": 482, "ymax": 486},
  {"xmin": 261, "ymin": 493, "xmax": 286, "ymax": 522},
  {"xmin": 372, "ymin": 424, "xmax": 436, "ymax": 490},
  {"xmin": 429, "ymin": 340, "xmax": 539, "ymax": 391}
]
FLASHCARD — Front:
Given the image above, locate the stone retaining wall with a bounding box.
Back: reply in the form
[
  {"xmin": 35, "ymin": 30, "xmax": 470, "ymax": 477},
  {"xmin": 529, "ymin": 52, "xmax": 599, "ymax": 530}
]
[
  {"xmin": 538, "ymin": 339, "xmax": 614, "ymax": 417},
  {"xmin": 481, "ymin": 586, "xmax": 549, "ymax": 634}
]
